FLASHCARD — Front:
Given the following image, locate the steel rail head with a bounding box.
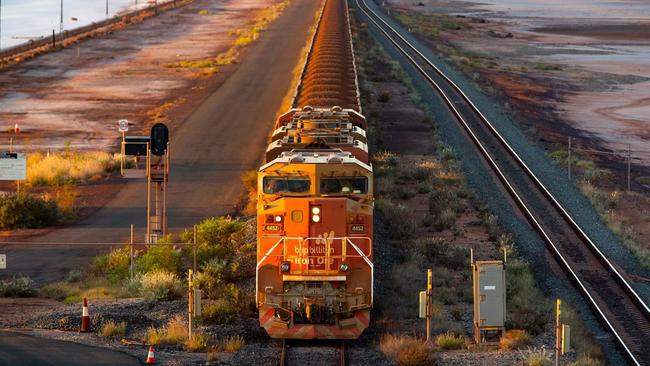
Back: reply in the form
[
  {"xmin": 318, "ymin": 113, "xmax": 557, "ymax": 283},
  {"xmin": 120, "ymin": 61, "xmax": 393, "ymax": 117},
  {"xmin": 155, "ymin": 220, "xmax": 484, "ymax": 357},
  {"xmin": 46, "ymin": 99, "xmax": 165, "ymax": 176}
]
[{"xmin": 354, "ymin": 1, "xmax": 644, "ymax": 364}]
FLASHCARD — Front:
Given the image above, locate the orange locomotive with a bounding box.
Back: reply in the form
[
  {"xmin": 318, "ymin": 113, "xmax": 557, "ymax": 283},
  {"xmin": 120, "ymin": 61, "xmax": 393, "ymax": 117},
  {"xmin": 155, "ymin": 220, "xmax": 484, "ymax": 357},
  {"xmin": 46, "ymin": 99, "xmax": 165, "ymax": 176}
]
[{"xmin": 256, "ymin": 106, "xmax": 373, "ymax": 339}]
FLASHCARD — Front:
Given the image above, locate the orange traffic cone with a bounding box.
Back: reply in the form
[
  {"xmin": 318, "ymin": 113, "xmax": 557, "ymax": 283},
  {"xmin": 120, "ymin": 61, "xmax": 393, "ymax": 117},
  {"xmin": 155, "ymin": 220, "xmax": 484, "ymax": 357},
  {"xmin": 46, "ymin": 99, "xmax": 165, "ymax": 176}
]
[
  {"xmin": 146, "ymin": 345, "xmax": 156, "ymax": 364},
  {"xmin": 80, "ymin": 297, "xmax": 91, "ymax": 333}
]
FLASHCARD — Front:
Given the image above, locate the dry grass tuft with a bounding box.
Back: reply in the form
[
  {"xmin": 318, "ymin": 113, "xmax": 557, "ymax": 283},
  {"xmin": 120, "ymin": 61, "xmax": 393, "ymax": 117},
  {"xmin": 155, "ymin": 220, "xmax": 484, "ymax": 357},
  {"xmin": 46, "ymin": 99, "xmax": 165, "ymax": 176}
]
[
  {"xmin": 223, "ymin": 335, "xmax": 245, "ymax": 352},
  {"xmin": 27, "ymin": 151, "xmax": 120, "ymax": 186},
  {"xmin": 522, "ymin": 348, "xmax": 551, "ymax": 366},
  {"xmin": 100, "ymin": 320, "xmax": 126, "ymax": 338},
  {"xmin": 145, "ymin": 315, "xmax": 188, "ymax": 345},
  {"xmin": 434, "ymin": 331, "xmax": 464, "ymax": 350},
  {"xmin": 499, "ymin": 329, "xmax": 530, "ymax": 350},
  {"xmin": 185, "ymin": 333, "xmax": 211, "ymax": 352},
  {"xmin": 380, "ymin": 334, "xmax": 436, "ymax": 366}
]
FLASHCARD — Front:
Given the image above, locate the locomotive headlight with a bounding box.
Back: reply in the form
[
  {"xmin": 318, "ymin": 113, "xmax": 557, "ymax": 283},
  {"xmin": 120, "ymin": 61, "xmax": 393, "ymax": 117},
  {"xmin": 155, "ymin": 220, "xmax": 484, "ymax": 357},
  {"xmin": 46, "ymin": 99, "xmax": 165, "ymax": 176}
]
[
  {"xmin": 339, "ymin": 262, "xmax": 349, "ymax": 272},
  {"xmin": 311, "ymin": 207, "xmax": 321, "ymax": 215},
  {"xmin": 280, "ymin": 261, "xmax": 290, "ymax": 273},
  {"xmin": 274, "ymin": 215, "xmax": 283, "ymax": 223},
  {"xmin": 312, "ymin": 214, "xmax": 321, "ymax": 223}
]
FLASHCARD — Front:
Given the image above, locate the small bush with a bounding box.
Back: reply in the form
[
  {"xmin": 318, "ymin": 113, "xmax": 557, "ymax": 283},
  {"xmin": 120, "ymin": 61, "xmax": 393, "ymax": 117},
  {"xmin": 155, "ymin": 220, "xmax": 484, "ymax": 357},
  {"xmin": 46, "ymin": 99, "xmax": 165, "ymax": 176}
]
[
  {"xmin": 139, "ymin": 270, "xmax": 183, "ymax": 301},
  {"xmin": 222, "ymin": 335, "xmax": 245, "ymax": 352},
  {"xmin": 202, "ymin": 299, "xmax": 239, "ymax": 324},
  {"xmin": 523, "ymin": 348, "xmax": 551, "ymax": 366},
  {"xmin": 380, "ymin": 334, "xmax": 436, "ymax": 366},
  {"xmin": 136, "ymin": 240, "xmax": 181, "ymax": 274},
  {"xmin": 500, "ymin": 329, "xmax": 530, "ymax": 350},
  {"xmin": 433, "ymin": 208, "xmax": 457, "ymax": 231},
  {"xmin": 434, "ymin": 331, "xmax": 464, "ymax": 350},
  {"xmin": 378, "ymin": 90, "xmax": 391, "ymax": 102},
  {"xmin": 93, "ymin": 246, "xmax": 131, "ymax": 283},
  {"xmin": 506, "ymin": 260, "xmax": 551, "ymax": 334},
  {"xmin": 0, "ymin": 193, "xmax": 59, "ymax": 229},
  {"xmin": 100, "ymin": 320, "xmax": 126, "ymax": 338},
  {"xmin": 185, "ymin": 333, "xmax": 210, "ymax": 352},
  {"xmin": 180, "ymin": 216, "xmax": 247, "ymax": 266},
  {"xmin": 376, "ymin": 199, "xmax": 415, "ymax": 239},
  {"xmin": 145, "ymin": 316, "xmax": 187, "ymax": 345},
  {"xmin": 0, "ymin": 276, "xmax": 35, "ymax": 297}
]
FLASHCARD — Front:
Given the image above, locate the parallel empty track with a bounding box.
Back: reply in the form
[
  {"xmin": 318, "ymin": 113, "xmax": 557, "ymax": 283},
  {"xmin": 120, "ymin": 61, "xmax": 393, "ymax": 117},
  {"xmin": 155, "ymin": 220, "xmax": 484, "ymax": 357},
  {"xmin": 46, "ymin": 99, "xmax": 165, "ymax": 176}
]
[
  {"xmin": 356, "ymin": 0, "xmax": 650, "ymax": 364},
  {"xmin": 293, "ymin": 0, "xmax": 361, "ymax": 112}
]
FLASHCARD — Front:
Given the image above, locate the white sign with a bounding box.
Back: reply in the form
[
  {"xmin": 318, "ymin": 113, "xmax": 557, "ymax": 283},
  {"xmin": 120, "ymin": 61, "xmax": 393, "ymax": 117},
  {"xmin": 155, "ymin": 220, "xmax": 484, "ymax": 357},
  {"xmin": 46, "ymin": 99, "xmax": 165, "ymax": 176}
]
[
  {"xmin": 118, "ymin": 119, "xmax": 129, "ymax": 133},
  {"xmin": 0, "ymin": 153, "xmax": 27, "ymax": 181},
  {"xmin": 0, "ymin": 254, "xmax": 6, "ymax": 269},
  {"xmin": 483, "ymin": 285, "xmax": 496, "ymax": 291}
]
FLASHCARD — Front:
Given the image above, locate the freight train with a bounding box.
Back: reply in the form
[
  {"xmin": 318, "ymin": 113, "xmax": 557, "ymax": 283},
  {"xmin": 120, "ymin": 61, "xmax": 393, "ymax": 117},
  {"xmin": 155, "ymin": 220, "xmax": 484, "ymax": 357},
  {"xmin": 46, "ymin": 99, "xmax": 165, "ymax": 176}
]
[{"xmin": 255, "ymin": 0, "xmax": 372, "ymax": 340}]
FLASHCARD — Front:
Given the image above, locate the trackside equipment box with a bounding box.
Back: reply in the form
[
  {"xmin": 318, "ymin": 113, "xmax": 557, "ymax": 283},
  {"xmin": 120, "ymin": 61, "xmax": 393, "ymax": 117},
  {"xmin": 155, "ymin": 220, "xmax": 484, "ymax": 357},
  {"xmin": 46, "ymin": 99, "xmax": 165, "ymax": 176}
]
[{"xmin": 472, "ymin": 260, "xmax": 505, "ymax": 344}]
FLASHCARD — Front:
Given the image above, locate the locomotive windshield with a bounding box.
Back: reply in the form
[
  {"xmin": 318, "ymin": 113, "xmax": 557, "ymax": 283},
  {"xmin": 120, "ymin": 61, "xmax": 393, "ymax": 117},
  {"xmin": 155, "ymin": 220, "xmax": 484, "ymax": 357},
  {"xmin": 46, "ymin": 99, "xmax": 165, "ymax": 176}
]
[
  {"xmin": 320, "ymin": 176, "xmax": 368, "ymax": 195},
  {"xmin": 263, "ymin": 177, "xmax": 311, "ymax": 194}
]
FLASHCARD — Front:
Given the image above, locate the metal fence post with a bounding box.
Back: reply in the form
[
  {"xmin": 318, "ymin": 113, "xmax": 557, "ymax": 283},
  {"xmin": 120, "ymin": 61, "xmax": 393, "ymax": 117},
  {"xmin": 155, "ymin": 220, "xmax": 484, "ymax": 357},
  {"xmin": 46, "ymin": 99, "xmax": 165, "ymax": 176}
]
[
  {"xmin": 555, "ymin": 299, "xmax": 562, "ymax": 366},
  {"xmin": 426, "ymin": 268, "xmax": 432, "ymax": 343},
  {"xmin": 188, "ymin": 269, "xmax": 194, "ymax": 340},
  {"xmin": 193, "ymin": 224, "xmax": 197, "ymax": 273},
  {"xmin": 567, "ymin": 136, "xmax": 571, "ymax": 180},
  {"xmin": 627, "ymin": 144, "xmax": 631, "ymax": 192},
  {"xmin": 129, "ymin": 224, "xmax": 134, "ymax": 278}
]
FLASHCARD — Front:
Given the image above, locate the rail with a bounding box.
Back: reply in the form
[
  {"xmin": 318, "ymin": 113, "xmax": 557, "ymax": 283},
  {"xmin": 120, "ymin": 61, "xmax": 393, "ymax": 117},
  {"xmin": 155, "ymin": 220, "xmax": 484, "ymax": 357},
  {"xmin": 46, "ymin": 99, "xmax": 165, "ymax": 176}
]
[{"xmin": 356, "ymin": 1, "xmax": 649, "ymax": 364}]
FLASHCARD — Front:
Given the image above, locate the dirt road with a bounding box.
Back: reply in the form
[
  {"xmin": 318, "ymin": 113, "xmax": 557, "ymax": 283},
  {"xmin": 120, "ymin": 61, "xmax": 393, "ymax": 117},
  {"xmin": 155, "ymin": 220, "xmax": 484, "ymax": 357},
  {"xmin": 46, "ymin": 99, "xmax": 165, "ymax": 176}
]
[{"xmin": 0, "ymin": 0, "xmax": 322, "ymax": 284}]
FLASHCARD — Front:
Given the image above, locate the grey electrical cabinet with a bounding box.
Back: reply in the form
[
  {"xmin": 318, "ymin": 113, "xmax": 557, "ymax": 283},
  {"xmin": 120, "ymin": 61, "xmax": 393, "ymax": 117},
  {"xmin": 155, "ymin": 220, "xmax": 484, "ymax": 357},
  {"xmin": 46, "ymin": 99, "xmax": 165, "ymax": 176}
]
[{"xmin": 472, "ymin": 260, "xmax": 505, "ymax": 344}]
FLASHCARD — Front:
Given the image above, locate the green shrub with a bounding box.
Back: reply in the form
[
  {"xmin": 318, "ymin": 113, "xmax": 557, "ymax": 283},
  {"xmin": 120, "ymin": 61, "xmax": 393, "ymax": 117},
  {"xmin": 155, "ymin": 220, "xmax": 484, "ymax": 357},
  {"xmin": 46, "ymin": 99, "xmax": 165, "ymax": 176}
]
[
  {"xmin": 0, "ymin": 193, "xmax": 59, "ymax": 229},
  {"xmin": 376, "ymin": 199, "xmax": 415, "ymax": 239},
  {"xmin": 180, "ymin": 216, "xmax": 247, "ymax": 266},
  {"xmin": 506, "ymin": 260, "xmax": 551, "ymax": 334},
  {"xmin": 93, "ymin": 246, "xmax": 131, "ymax": 283},
  {"xmin": 139, "ymin": 270, "xmax": 183, "ymax": 301},
  {"xmin": 0, "ymin": 276, "xmax": 35, "ymax": 297},
  {"xmin": 136, "ymin": 240, "xmax": 181, "ymax": 274},
  {"xmin": 202, "ymin": 299, "xmax": 239, "ymax": 325},
  {"xmin": 434, "ymin": 331, "xmax": 464, "ymax": 350},
  {"xmin": 433, "ymin": 207, "xmax": 457, "ymax": 231}
]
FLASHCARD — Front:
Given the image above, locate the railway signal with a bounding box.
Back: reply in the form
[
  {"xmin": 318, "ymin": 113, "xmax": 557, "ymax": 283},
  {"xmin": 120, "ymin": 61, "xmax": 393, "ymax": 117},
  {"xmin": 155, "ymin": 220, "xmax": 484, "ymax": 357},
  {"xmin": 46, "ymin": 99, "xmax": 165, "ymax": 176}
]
[{"xmin": 119, "ymin": 122, "xmax": 170, "ymax": 243}]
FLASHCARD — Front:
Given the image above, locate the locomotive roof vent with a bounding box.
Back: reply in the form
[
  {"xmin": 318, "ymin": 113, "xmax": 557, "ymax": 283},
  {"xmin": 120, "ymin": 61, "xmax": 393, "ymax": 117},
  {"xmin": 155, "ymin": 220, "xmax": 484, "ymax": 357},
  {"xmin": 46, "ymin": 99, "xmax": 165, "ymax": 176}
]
[
  {"xmin": 289, "ymin": 155, "xmax": 305, "ymax": 163},
  {"xmin": 302, "ymin": 105, "xmax": 314, "ymax": 112}
]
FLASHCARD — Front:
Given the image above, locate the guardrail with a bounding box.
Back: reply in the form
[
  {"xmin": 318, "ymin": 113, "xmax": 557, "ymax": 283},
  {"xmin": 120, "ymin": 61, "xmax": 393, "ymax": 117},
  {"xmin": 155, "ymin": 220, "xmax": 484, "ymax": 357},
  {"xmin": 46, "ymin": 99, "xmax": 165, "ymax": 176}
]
[{"xmin": 0, "ymin": 0, "xmax": 191, "ymax": 62}]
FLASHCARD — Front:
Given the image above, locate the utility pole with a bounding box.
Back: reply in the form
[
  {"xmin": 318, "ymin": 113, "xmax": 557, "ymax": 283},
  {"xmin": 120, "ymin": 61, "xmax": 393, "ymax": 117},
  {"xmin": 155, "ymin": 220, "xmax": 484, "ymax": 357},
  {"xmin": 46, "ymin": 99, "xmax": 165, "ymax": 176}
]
[
  {"xmin": 60, "ymin": 0, "xmax": 63, "ymax": 33},
  {"xmin": 106, "ymin": 0, "xmax": 109, "ymax": 19},
  {"xmin": 1, "ymin": 0, "xmax": 3, "ymax": 51}
]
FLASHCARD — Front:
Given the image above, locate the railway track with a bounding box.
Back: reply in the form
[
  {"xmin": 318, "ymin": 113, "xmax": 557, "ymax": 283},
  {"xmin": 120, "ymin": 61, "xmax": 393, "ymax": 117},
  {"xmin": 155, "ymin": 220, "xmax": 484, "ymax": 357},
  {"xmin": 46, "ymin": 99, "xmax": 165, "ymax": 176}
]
[
  {"xmin": 355, "ymin": 1, "xmax": 650, "ymax": 364},
  {"xmin": 280, "ymin": 339, "xmax": 346, "ymax": 366}
]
